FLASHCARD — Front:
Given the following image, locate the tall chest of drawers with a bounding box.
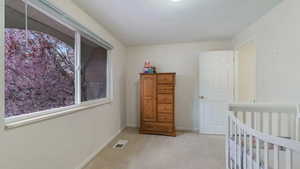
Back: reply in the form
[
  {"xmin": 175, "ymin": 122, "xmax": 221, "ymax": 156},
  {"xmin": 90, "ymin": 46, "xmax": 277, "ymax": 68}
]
[{"xmin": 139, "ymin": 73, "xmax": 176, "ymax": 136}]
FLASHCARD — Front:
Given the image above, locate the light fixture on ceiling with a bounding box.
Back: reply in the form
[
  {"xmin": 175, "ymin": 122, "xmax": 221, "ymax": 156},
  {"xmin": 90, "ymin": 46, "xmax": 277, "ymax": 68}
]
[{"xmin": 171, "ymin": 0, "xmax": 182, "ymax": 2}]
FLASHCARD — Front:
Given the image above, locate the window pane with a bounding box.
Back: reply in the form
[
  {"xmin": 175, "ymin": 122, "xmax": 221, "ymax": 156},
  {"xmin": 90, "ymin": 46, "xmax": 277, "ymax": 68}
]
[
  {"xmin": 5, "ymin": 2, "xmax": 75, "ymax": 117},
  {"xmin": 81, "ymin": 37, "xmax": 107, "ymax": 101},
  {"xmin": 5, "ymin": 0, "xmax": 25, "ymax": 30}
]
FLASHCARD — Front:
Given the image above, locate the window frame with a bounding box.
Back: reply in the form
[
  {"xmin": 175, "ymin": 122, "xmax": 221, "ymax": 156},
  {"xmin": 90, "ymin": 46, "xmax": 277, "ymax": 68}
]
[{"xmin": 4, "ymin": 0, "xmax": 113, "ymax": 128}]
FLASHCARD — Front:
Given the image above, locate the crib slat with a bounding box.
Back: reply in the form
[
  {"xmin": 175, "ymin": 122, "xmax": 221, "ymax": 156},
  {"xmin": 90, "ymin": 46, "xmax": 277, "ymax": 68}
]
[
  {"xmin": 230, "ymin": 116, "xmax": 234, "ymax": 169},
  {"xmin": 291, "ymin": 113, "xmax": 296, "ymax": 139},
  {"xmin": 286, "ymin": 149, "xmax": 292, "ymax": 169},
  {"xmin": 254, "ymin": 112, "xmax": 258, "ymax": 130},
  {"xmin": 277, "ymin": 113, "xmax": 281, "ymax": 137},
  {"xmin": 273, "ymin": 145, "xmax": 279, "ymax": 169},
  {"xmin": 234, "ymin": 121, "xmax": 237, "ymax": 169},
  {"xmin": 234, "ymin": 112, "xmax": 238, "ymax": 118},
  {"xmin": 297, "ymin": 105, "xmax": 300, "ymax": 141},
  {"xmin": 268, "ymin": 112, "xmax": 272, "ymax": 135},
  {"xmin": 242, "ymin": 112, "xmax": 246, "ymax": 124},
  {"xmin": 226, "ymin": 115, "xmax": 230, "ymax": 169},
  {"xmin": 296, "ymin": 117, "xmax": 300, "ymax": 141},
  {"xmin": 249, "ymin": 134, "xmax": 253, "ymax": 169},
  {"xmin": 251, "ymin": 113, "xmax": 254, "ymax": 129},
  {"xmin": 288, "ymin": 113, "xmax": 292, "ymax": 139},
  {"xmin": 260, "ymin": 112, "xmax": 263, "ymax": 132},
  {"xmin": 264, "ymin": 142, "xmax": 268, "ymax": 169},
  {"xmin": 256, "ymin": 137, "xmax": 260, "ymax": 169},
  {"xmin": 238, "ymin": 127, "xmax": 242, "ymax": 168},
  {"xmin": 244, "ymin": 130, "xmax": 247, "ymax": 169}
]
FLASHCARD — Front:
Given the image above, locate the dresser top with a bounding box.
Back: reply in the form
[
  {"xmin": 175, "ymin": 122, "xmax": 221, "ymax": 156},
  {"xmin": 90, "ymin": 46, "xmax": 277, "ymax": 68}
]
[{"xmin": 140, "ymin": 72, "xmax": 176, "ymax": 75}]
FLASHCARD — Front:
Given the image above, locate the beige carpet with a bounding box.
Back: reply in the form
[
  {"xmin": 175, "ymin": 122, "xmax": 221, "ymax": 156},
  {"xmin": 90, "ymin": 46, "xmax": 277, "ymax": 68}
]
[{"xmin": 84, "ymin": 128, "xmax": 225, "ymax": 169}]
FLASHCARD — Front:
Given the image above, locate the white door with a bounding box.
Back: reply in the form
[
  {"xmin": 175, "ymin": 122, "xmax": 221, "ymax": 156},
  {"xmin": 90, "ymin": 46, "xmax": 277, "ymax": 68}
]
[{"xmin": 199, "ymin": 51, "xmax": 234, "ymax": 134}]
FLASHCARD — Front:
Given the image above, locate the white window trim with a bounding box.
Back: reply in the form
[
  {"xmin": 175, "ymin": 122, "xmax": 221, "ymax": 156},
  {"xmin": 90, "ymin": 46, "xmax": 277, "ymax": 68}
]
[
  {"xmin": 107, "ymin": 50, "xmax": 114, "ymax": 100},
  {"xmin": 5, "ymin": 98, "xmax": 112, "ymax": 129},
  {"xmin": 4, "ymin": 0, "xmax": 114, "ymax": 129},
  {"xmin": 75, "ymin": 32, "xmax": 81, "ymax": 104}
]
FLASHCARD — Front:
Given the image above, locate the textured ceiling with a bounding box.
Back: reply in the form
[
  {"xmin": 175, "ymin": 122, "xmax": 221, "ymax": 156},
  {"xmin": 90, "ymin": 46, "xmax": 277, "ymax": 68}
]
[{"xmin": 73, "ymin": 0, "xmax": 281, "ymax": 46}]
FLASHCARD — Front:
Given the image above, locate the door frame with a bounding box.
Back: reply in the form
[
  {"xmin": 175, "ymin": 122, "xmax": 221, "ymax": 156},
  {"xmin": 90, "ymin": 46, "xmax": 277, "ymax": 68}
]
[{"xmin": 198, "ymin": 50, "xmax": 235, "ymax": 134}]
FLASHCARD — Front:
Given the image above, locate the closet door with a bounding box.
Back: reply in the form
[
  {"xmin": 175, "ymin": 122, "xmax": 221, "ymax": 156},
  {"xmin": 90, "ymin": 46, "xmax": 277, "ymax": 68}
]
[{"xmin": 140, "ymin": 74, "xmax": 157, "ymax": 122}]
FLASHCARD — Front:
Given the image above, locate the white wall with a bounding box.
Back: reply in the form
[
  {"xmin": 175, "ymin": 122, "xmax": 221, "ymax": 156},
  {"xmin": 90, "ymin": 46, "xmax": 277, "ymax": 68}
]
[
  {"xmin": 237, "ymin": 41, "xmax": 256, "ymax": 102},
  {"xmin": 0, "ymin": 0, "xmax": 127, "ymax": 169},
  {"xmin": 126, "ymin": 41, "xmax": 233, "ymax": 130},
  {"xmin": 233, "ymin": 0, "xmax": 300, "ymax": 103}
]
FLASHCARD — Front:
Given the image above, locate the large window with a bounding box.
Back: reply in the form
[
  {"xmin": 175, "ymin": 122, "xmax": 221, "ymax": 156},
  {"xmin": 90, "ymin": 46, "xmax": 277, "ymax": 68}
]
[{"xmin": 4, "ymin": 0, "xmax": 111, "ymax": 118}]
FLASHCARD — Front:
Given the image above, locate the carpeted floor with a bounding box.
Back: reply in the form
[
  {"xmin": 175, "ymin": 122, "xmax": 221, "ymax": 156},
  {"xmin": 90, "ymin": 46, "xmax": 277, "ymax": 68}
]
[{"xmin": 84, "ymin": 128, "xmax": 225, "ymax": 169}]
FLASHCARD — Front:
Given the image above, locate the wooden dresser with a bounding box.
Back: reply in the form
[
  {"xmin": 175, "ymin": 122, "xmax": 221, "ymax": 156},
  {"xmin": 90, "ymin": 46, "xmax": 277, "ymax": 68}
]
[{"xmin": 139, "ymin": 73, "xmax": 176, "ymax": 136}]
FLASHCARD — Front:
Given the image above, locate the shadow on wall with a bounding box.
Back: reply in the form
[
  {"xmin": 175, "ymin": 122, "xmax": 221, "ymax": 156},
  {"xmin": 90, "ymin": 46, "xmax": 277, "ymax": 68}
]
[
  {"xmin": 135, "ymin": 80, "xmax": 140, "ymax": 127},
  {"xmin": 175, "ymin": 74, "xmax": 199, "ymax": 131}
]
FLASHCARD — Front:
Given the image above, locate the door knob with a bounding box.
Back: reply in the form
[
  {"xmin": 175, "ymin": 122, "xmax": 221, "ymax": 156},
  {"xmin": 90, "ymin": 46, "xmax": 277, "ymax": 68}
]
[{"xmin": 199, "ymin": 96, "xmax": 205, "ymax": 99}]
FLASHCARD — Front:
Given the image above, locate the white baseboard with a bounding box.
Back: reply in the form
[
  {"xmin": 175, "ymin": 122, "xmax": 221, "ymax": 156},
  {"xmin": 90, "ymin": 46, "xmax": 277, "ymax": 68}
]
[
  {"xmin": 176, "ymin": 127, "xmax": 198, "ymax": 132},
  {"xmin": 126, "ymin": 123, "xmax": 138, "ymax": 128},
  {"xmin": 198, "ymin": 129, "xmax": 225, "ymax": 135},
  {"xmin": 76, "ymin": 127, "xmax": 126, "ymax": 169}
]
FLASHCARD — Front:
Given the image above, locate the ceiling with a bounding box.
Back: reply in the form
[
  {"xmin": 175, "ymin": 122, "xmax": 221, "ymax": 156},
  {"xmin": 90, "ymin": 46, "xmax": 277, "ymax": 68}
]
[{"xmin": 72, "ymin": 0, "xmax": 281, "ymax": 46}]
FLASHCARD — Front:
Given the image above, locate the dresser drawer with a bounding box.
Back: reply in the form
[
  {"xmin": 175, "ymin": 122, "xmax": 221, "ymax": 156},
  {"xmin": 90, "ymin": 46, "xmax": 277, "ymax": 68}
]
[
  {"xmin": 157, "ymin": 104, "xmax": 173, "ymax": 113},
  {"xmin": 142, "ymin": 122, "xmax": 173, "ymax": 132},
  {"xmin": 157, "ymin": 74, "xmax": 175, "ymax": 84},
  {"xmin": 157, "ymin": 94, "xmax": 173, "ymax": 104},
  {"xmin": 157, "ymin": 85, "xmax": 174, "ymax": 94},
  {"xmin": 158, "ymin": 113, "xmax": 173, "ymax": 122}
]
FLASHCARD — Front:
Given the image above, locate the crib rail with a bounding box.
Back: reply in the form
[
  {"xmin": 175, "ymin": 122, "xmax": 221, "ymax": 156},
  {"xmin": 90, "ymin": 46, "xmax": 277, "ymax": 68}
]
[
  {"xmin": 229, "ymin": 103, "xmax": 298, "ymax": 114},
  {"xmin": 229, "ymin": 103, "xmax": 299, "ymax": 140},
  {"xmin": 226, "ymin": 103, "xmax": 300, "ymax": 169}
]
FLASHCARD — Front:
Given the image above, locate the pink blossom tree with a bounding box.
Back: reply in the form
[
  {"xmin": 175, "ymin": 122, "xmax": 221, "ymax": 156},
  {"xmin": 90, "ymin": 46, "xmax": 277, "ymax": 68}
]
[{"xmin": 5, "ymin": 28, "xmax": 75, "ymax": 117}]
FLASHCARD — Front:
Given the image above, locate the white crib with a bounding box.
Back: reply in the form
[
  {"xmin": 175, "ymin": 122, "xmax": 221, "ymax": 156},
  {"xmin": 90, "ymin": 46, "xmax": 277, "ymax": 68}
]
[{"xmin": 226, "ymin": 103, "xmax": 300, "ymax": 169}]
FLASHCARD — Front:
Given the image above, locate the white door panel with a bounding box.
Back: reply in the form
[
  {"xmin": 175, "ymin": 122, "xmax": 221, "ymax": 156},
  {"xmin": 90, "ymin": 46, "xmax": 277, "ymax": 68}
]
[
  {"xmin": 199, "ymin": 51, "xmax": 234, "ymax": 134},
  {"xmin": 200, "ymin": 101, "xmax": 229, "ymax": 134}
]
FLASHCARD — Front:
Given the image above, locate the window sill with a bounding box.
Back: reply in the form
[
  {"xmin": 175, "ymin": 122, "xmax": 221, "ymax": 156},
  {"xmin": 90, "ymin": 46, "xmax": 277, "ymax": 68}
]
[{"xmin": 4, "ymin": 98, "xmax": 112, "ymax": 129}]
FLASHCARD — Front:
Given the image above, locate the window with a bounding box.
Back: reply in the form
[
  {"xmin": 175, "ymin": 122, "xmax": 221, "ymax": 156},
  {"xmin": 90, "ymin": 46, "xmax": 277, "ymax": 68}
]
[
  {"xmin": 4, "ymin": 0, "xmax": 112, "ymax": 119},
  {"xmin": 5, "ymin": 0, "xmax": 75, "ymax": 117},
  {"xmin": 81, "ymin": 37, "xmax": 107, "ymax": 101}
]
